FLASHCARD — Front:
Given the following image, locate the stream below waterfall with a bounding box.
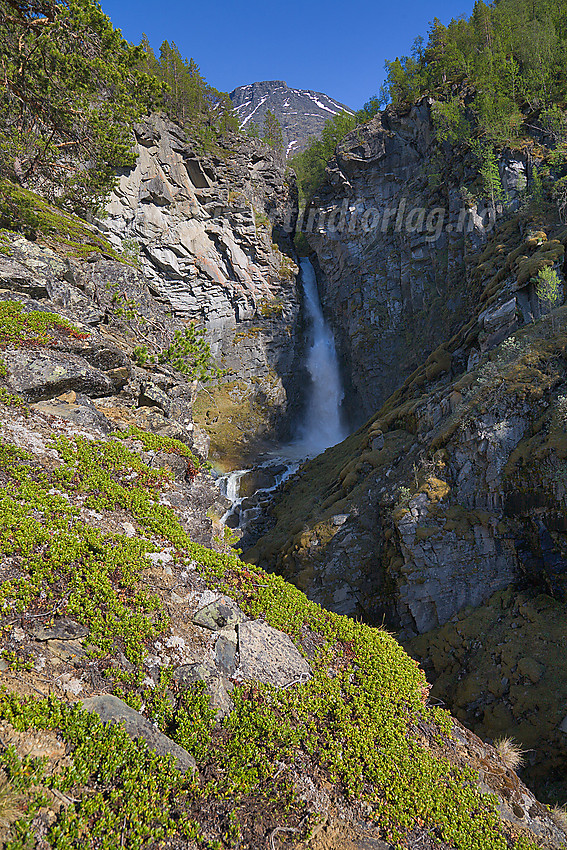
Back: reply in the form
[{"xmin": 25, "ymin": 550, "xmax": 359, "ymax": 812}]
[{"xmin": 217, "ymin": 257, "xmax": 348, "ymax": 537}]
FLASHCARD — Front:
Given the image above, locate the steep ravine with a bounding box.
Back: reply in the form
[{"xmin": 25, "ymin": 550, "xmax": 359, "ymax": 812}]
[
  {"xmin": 247, "ymin": 103, "xmax": 567, "ymax": 801},
  {"xmin": 0, "ymin": 110, "xmax": 565, "ymax": 847},
  {"xmin": 217, "ymin": 256, "xmax": 348, "ymax": 544},
  {"xmin": 305, "ymin": 100, "xmax": 529, "ymax": 423}
]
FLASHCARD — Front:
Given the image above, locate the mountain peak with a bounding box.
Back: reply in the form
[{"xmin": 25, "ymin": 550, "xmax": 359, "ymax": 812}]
[{"xmin": 230, "ymin": 80, "xmax": 353, "ymax": 158}]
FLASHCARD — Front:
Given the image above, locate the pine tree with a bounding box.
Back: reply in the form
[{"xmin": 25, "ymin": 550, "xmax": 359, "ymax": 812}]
[
  {"xmin": 0, "ymin": 0, "xmax": 163, "ymax": 213},
  {"xmin": 291, "ymin": 111, "xmax": 357, "ymax": 200},
  {"xmin": 140, "ymin": 40, "xmax": 238, "ymax": 140},
  {"xmin": 262, "ymin": 111, "xmax": 284, "ymax": 153}
]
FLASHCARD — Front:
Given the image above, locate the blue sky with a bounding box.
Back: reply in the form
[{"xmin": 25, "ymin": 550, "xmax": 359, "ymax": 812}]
[{"xmin": 100, "ymin": 0, "xmax": 476, "ymax": 110}]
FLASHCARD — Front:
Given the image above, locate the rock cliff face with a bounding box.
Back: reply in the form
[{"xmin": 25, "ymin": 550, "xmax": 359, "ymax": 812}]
[
  {"xmin": 230, "ymin": 80, "xmax": 354, "ymax": 158},
  {"xmin": 305, "ymin": 100, "xmax": 530, "ymax": 424},
  {"xmin": 247, "ymin": 103, "xmax": 567, "ymax": 799},
  {"xmin": 98, "ymin": 114, "xmax": 302, "ymax": 466}
]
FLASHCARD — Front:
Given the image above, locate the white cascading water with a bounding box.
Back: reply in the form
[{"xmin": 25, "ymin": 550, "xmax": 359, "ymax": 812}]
[
  {"xmin": 217, "ymin": 256, "xmax": 347, "ymax": 529},
  {"xmin": 292, "ymin": 257, "xmax": 347, "ymax": 455}
]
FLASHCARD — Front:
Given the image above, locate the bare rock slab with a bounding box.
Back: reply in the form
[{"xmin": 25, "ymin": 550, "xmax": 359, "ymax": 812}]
[
  {"xmin": 0, "ymin": 256, "xmax": 49, "ymax": 299},
  {"xmin": 214, "ymin": 627, "xmax": 238, "ymax": 675},
  {"xmin": 81, "ymin": 695, "xmax": 196, "ymax": 774},
  {"xmin": 32, "ymin": 397, "xmax": 113, "ymax": 433},
  {"xmin": 193, "ymin": 598, "xmax": 247, "ymax": 631},
  {"xmin": 238, "ymin": 620, "xmax": 311, "ymax": 688},
  {"xmin": 6, "ymin": 349, "xmax": 114, "ymax": 402},
  {"xmin": 30, "ymin": 617, "xmax": 89, "ymax": 641}
]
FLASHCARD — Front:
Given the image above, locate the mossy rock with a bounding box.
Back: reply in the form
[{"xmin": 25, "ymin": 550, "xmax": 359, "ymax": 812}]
[{"xmin": 0, "ymin": 179, "xmax": 121, "ymax": 261}]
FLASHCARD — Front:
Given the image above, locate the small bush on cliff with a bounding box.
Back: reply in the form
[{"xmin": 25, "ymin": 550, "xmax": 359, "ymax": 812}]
[
  {"xmin": 535, "ymin": 265, "xmax": 562, "ymax": 313},
  {"xmin": 0, "ymin": 300, "xmax": 88, "ymax": 349},
  {"xmin": 132, "ymin": 328, "xmax": 222, "ymax": 383},
  {"xmin": 494, "ymin": 736, "xmax": 525, "ymax": 771},
  {"xmin": 158, "ymin": 326, "xmax": 222, "ymax": 383}
]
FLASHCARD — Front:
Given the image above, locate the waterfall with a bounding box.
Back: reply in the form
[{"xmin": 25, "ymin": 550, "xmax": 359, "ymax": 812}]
[
  {"xmin": 292, "ymin": 257, "xmax": 347, "ymax": 455},
  {"xmin": 218, "ymin": 469, "xmax": 249, "ymax": 503},
  {"xmin": 217, "ymin": 257, "xmax": 348, "ymax": 530}
]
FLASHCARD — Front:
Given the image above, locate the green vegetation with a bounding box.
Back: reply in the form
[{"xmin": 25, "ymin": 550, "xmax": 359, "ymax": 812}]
[
  {"xmin": 0, "ymin": 300, "xmax": 88, "ymax": 349},
  {"xmin": 380, "ymin": 0, "xmax": 567, "ymax": 147},
  {"xmin": 261, "ymin": 110, "xmax": 284, "ymax": 153},
  {"xmin": 138, "ymin": 37, "xmax": 238, "ymax": 147},
  {"xmin": 120, "ymin": 237, "xmax": 141, "ymax": 267},
  {"xmin": 472, "ymin": 140, "xmax": 506, "ymax": 209},
  {"xmin": 0, "ymin": 438, "xmax": 170, "ymax": 662},
  {"xmin": 0, "ymin": 180, "xmax": 121, "ymax": 255},
  {"xmin": 0, "ymin": 421, "xmax": 542, "ymax": 848},
  {"xmin": 258, "ymin": 298, "xmax": 284, "ymax": 319},
  {"xmin": 0, "ymin": 0, "xmax": 162, "ymax": 215},
  {"xmin": 0, "ymin": 695, "xmax": 203, "ymax": 848},
  {"xmin": 133, "ymin": 326, "xmax": 222, "ymax": 383},
  {"xmin": 159, "ymin": 326, "xmax": 222, "ymax": 382},
  {"xmin": 291, "ymin": 110, "xmax": 358, "ymax": 200},
  {"xmin": 0, "ymin": 388, "xmax": 28, "ymax": 416},
  {"xmin": 535, "ymin": 265, "xmax": 562, "ymax": 311},
  {"xmin": 115, "ymin": 425, "xmax": 205, "ymax": 472}
]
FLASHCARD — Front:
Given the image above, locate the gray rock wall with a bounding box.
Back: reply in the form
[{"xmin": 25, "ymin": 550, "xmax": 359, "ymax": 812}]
[
  {"xmin": 98, "ymin": 115, "xmax": 303, "ymax": 461},
  {"xmin": 305, "ymin": 100, "xmax": 526, "ymax": 424}
]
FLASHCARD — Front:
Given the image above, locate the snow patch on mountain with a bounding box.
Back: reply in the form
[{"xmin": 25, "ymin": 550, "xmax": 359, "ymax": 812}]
[{"xmin": 230, "ymin": 80, "xmax": 353, "ymax": 158}]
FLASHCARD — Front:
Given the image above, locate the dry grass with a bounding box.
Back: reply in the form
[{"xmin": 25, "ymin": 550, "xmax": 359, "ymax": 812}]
[
  {"xmin": 494, "ymin": 736, "xmax": 525, "ymax": 771},
  {"xmin": 549, "ymin": 804, "xmax": 567, "ymax": 831},
  {"xmin": 0, "ymin": 770, "xmax": 23, "ymax": 828}
]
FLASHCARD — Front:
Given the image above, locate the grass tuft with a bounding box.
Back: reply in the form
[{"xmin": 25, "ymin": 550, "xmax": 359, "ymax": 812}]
[
  {"xmin": 494, "ymin": 736, "xmax": 525, "ymax": 771},
  {"xmin": 0, "ymin": 770, "xmax": 23, "ymax": 829}
]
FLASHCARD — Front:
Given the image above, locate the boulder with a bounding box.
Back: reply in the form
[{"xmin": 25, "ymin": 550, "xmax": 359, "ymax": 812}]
[
  {"xmin": 30, "ymin": 617, "xmax": 89, "ymax": 641},
  {"xmin": 6, "ymin": 349, "xmax": 114, "ymax": 402},
  {"xmin": 81, "ymin": 694, "xmax": 196, "ymax": 774},
  {"xmin": 214, "ymin": 627, "xmax": 238, "ymax": 675},
  {"xmin": 0, "ymin": 256, "xmax": 49, "ymax": 298},
  {"xmin": 193, "ymin": 598, "xmax": 247, "ymax": 631},
  {"xmin": 238, "ymin": 619, "xmax": 311, "ymax": 688},
  {"xmin": 31, "ymin": 397, "xmax": 113, "ymax": 433},
  {"xmin": 139, "ymin": 381, "xmax": 172, "ymax": 416}
]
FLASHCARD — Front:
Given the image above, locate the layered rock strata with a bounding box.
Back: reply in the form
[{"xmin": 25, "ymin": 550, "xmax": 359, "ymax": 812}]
[{"xmin": 98, "ymin": 115, "xmax": 303, "ymax": 465}]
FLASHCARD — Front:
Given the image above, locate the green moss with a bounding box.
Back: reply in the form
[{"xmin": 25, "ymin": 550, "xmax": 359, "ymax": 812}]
[
  {"xmin": 193, "ymin": 377, "xmax": 280, "ymax": 469},
  {"xmin": 0, "ymin": 179, "xmax": 121, "ymax": 260},
  {"xmin": 115, "ymin": 425, "xmax": 206, "ymax": 471},
  {"xmin": 425, "ymin": 346, "xmax": 453, "ymax": 381},
  {"xmin": 0, "ymin": 300, "xmax": 89, "ymax": 350},
  {"xmin": 515, "ymin": 240, "xmax": 565, "ymax": 287}
]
